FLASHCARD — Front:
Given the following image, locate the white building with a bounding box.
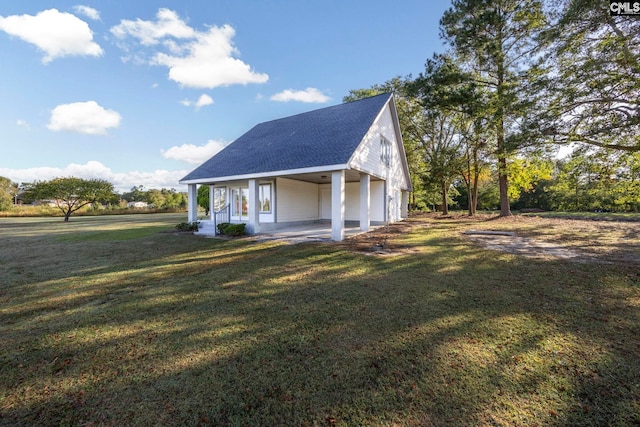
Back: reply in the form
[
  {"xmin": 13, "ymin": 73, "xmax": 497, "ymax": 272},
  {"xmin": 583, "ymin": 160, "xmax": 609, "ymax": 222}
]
[{"xmin": 180, "ymin": 93, "xmax": 412, "ymax": 241}]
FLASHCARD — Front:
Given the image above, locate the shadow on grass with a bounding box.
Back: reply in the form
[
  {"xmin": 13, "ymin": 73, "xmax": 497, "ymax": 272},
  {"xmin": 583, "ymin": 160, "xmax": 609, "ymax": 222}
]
[{"xmin": 1, "ymin": 216, "xmax": 639, "ymax": 426}]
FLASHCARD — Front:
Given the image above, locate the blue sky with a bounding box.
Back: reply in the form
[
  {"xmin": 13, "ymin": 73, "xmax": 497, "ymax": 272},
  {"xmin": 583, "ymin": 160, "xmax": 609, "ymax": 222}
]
[{"xmin": 0, "ymin": 1, "xmax": 451, "ymax": 192}]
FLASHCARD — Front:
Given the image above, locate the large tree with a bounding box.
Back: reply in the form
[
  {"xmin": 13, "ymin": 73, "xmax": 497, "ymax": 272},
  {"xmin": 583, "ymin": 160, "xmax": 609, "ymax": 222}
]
[
  {"xmin": 411, "ymin": 54, "xmax": 494, "ymax": 216},
  {"xmin": 540, "ymin": 0, "xmax": 640, "ymax": 152},
  {"xmin": 25, "ymin": 177, "xmax": 117, "ymax": 221},
  {"xmin": 440, "ymin": 0, "xmax": 548, "ymax": 216}
]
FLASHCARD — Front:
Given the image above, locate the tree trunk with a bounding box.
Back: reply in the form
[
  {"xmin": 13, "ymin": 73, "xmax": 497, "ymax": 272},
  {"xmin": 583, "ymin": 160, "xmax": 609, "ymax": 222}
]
[
  {"xmin": 496, "ymin": 19, "xmax": 512, "ymax": 218},
  {"xmin": 441, "ymin": 182, "xmax": 449, "ymax": 215},
  {"xmin": 64, "ymin": 211, "xmax": 71, "ymax": 222},
  {"xmin": 465, "ymin": 150, "xmax": 473, "ymax": 216},
  {"xmin": 496, "ymin": 63, "xmax": 512, "ymax": 217},
  {"xmin": 498, "ymin": 155, "xmax": 512, "ymax": 216},
  {"xmin": 471, "ymin": 150, "xmax": 479, "ymax": 216},
  {"xmin": 468, "ymin": 179, "xmax": 478, "ymax": 216}
]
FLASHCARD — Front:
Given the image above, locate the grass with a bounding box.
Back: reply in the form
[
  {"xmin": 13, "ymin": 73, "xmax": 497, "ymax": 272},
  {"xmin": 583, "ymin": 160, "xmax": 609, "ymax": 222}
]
[
  {"xmin": 1, "ymin": 213, "xmax": 639, "ymax": 426},
  {"xmin": 521, "ymin": 211, "xmax": 640, "ymax": 222}
]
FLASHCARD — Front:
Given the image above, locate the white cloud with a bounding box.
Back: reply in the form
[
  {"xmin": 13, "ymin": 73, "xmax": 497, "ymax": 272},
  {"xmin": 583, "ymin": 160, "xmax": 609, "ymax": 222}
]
[
  {"xmin": 270, "ymin": 88, "xmax": 330, "ymax": 103},
  {"xmin": 0, "ymin": 161, "xmax": 188, "ymax": 193},
  {"xmin": 48, "ymin": 101, "xmax": 122, "ymax": 135},
  {"xmin": 180, "ymin": 94, "xmax": 214, "ymax": 110},
  {"xmin": 195, "ymin": 94, "xmax": 214, "ymax": 109},
  {"xmin": 110, "ymin": 9, "xmax": 268, "ymax": 89},
  {"xmin": 0, "ymin": 9, "xmax": 103, "ymax": 63},
  {"xmin": 16, "ymin": 119, "xmax": 30, "ymax": 129},
  {"xmin": 110, "ymin": 8, "xmax": 195, "ymax": 46},
  {"xmin": 161, "ymin": 139, "xmax": 227, "ymax": 164},
  {"xmin": 73, "ymin": 5, "xmax": 100, "ymax": 21}
]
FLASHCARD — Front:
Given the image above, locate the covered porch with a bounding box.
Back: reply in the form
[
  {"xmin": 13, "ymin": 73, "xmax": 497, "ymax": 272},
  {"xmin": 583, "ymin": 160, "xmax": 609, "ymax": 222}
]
[{"xmin": 186, "ymin": 168, "xmax": 407, "ymax": 242}]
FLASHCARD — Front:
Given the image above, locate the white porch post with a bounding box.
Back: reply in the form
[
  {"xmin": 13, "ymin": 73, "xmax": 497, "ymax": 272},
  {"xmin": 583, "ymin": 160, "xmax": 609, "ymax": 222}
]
[
  {"xmin": 248, "ymin": 179, "xmax": 260, "ymax": 234},
  {"xmin": 187, "ymin": 184, "xmax": 198, "ymax": 223},
  {"xmin": 359, "ymin": 174, "xmax": 370, "ymax": 232},
  {"xmin": 401, "ymin": 190, "xmax": 409, "ymax": 219},
  {"xmin": 209, "ymin": 185, "xmax": 215, "ymax": 221},
  {"xmin": 331, "ymin": 170, "xmax": 345, "ymax": 241}
]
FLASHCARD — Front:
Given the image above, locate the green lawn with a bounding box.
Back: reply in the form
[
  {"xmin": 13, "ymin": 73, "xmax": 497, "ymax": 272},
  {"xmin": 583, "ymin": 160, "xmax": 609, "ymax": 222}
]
[{"xmin": 1, "ymin": 213, "xmax": 639, "ymax": 426}]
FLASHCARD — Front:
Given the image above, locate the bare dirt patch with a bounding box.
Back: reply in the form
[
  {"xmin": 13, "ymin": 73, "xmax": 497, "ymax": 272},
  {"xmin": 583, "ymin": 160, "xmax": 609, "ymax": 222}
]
[
  {"xmin": 342, "ymin": 218, "xmax": 427, "ymax": 256},
  {"xmin": 344, "ymin": 213, "xmax": 640, "ymax": 264},
  {"xmin": 464, "ymin": 232, "xmax": 587, "ymax": 261},
  {"xmin": 463, "ymin": 214, "xmax": 640, "ymax": 264}
]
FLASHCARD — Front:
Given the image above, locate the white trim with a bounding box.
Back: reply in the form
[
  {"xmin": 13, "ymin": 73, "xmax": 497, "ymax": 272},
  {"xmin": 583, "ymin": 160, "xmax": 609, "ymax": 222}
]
[
  {"xmin": 248, "ymin": 179, "xmax": 260, "ymax": 233},
  {"xmin": 331, "ymin": 170, "xmax": 345, "ymax": 241},
  {"xmin": 187, "ymin": 184, "xmax": 198, "ymax": 223},
  {"xmin": 388, "ymin": 97, "xmax": 413, "ymax": 191},
  {"xmin": 180, "ymin": 163, "xmax": 349, "ymax": 185},
  {"xmin": 359, "ymin": 174, "xmax": 370, "ymax": 232}
]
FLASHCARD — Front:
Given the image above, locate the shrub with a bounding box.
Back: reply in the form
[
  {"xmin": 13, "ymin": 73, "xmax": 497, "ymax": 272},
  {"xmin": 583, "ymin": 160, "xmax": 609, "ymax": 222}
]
[
  {"xmin": 175, "ymin": 222, "xmax": 199, "ymax": 232},
  {"xmin": 216, "ymin": 222, "xmax": 246, "ymax": 236}
]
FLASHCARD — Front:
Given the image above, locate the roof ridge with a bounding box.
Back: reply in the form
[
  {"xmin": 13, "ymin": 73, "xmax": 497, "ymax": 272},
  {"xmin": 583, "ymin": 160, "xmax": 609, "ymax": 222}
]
[{"xmin": 255, "ymin": 92, "xmax": 392, "ymax": 127}]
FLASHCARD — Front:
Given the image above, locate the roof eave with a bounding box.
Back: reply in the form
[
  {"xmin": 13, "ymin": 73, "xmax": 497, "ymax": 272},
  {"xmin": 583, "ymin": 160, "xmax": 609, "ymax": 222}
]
[{"xmin": 179, "ymin": 163, "xmax": 350, "ymax": 185}]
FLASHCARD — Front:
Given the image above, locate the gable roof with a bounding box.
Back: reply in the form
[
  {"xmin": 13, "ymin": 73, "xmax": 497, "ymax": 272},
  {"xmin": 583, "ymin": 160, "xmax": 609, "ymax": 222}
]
[{"xmin": 180, "ymin": 93, "xmax": 393, "ymax": 183}]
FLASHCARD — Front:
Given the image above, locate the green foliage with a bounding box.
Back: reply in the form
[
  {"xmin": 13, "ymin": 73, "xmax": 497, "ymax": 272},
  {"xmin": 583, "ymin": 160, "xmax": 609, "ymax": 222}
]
[
  {"xmin": 121, "ymin": 186, "xmax": 187, "ymax": 209},
  {"xmin": 541, "ymin": 0, "xmax": 640, "ymax": 152},
  {"xmin": 216, "ymin": 222, "xmax": 246, "ymax": 236},
  {"xmin": 121, "ymin": 185, "xmax": 146, "ymax": 202},
  {"xmin": 197, "ymin": 185, "xmax": 210, "ymax": 214},
  {"xmin": 175, "ymin": 222, "xmax": 200, "ymax": 232},
  {"xmin": 548, "ymin": 148, "xmax": 640, "ymax": 212},
  {"xmin": 0, "ymin": 176, "xmax": 18, "ymax": 211},
  {"xmin": 507, "ymin": 156, "xmax": 554, "ymax": 200}
]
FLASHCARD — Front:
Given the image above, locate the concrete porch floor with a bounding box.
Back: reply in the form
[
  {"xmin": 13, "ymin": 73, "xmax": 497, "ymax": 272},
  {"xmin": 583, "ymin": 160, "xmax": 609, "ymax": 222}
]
[{"xmin": 255, "ymin": 222, "xmax": 382, "ymax": 243}]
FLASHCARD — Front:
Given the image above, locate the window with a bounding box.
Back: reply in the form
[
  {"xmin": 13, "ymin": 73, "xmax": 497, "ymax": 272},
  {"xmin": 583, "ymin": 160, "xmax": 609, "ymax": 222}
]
[
  {"xmin": 213, "ymin": 187, "xmax": 226, "ymax": 212},
  {"xmin": 259, "ymin": 184, "xmax": 272, "ymax": 213},
  {"xmin": 231, "ymin": 187, "xmax": 248, "ymax": 217},
  {"xmin": 380, "ymin": 136, "xmax": 392, "ymax": 167}
]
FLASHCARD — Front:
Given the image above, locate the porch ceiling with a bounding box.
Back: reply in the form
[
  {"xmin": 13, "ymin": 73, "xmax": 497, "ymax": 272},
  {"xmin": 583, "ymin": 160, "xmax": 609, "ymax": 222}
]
[{"xmin": 283, "ymin": 169, "xmax": 383, "ymax": 184}]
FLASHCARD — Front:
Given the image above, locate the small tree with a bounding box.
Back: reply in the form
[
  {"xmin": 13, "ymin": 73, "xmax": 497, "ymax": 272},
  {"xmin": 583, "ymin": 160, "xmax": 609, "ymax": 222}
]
[
  {"xmin": 197, "ymin": 185, "xmax": 210, "ymax": 215},
  {"xmin": 0, "ymin": 176, "xmax": 18, "ymax": 211},
  {"xmin": 25, "ymin": 177, "xmax": 117, "ymax": 222}
]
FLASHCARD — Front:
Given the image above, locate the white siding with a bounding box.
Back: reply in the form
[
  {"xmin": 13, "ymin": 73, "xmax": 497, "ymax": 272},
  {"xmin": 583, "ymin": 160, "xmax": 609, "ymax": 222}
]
[
  {"xmin": 321, "ymin": 181, "xmax": 385, "ymax": 222},
  {"xmin": 370, "ymin": 181, "xmax": 385, "ymax": 222},
  {"xmin": 350, "ymin": 103, "xmax": 404, "ymax": 182},
  {"xmin": 276, "ymin": 177, "xmax": 319, "ymax": 222},
  {"xmin": 345, "ymin": 182, "xmax": 360, "ymax": 221},
  {"xmin": 319, "ymin": 184, "xmax": 331, "ymax": 219},
  {"xmin": 349, "ymin": 101, "xmax": 410, "ymax": 223}
]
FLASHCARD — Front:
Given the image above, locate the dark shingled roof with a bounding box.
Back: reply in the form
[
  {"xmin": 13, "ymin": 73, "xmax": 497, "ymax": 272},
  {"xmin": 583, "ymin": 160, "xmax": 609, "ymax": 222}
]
[{"xmin": 180, "ymin": 93, "xmax": 393, "ymax": 182}]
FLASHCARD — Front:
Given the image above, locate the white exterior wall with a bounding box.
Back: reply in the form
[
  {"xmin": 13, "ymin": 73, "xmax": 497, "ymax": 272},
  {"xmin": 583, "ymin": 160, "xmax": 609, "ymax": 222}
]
[
  {"xmin": 349, "ymin": 101, "xmax": 410, "ymax": 223},
  {"xmin": 345, "ymin": 182, "xmax": 359, "ymax": 221},
  {"xmin": 370, "ymin": 181, "xmax": 385, "ymax": 222},
  {"xmin": 276, "ymin": 177, "xmax": 319, "ymax": 222},
  {"xmin": 320, "ymin": 181, "xmax": 386, "ymax": 222}
]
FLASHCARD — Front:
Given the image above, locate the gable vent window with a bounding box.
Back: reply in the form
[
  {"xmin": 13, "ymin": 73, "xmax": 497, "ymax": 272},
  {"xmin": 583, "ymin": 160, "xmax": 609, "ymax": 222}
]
[{"xmin": 380, "ymin": 136, "xmax": 392, "ymax": 167}]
